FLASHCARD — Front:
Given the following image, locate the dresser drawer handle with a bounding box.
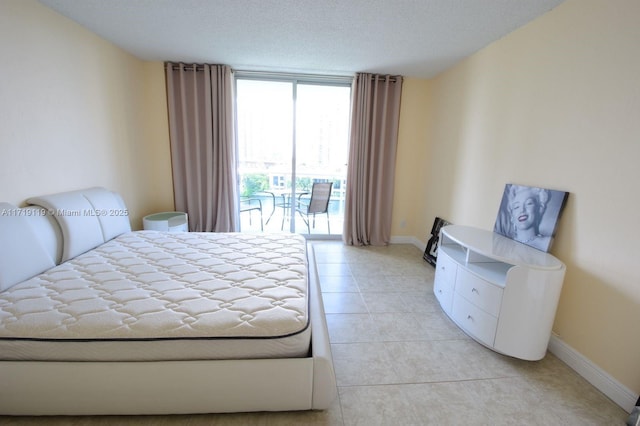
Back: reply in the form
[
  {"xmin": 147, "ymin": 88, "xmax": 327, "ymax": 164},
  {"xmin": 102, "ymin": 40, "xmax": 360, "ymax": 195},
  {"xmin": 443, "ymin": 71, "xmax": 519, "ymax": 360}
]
[{"xmin": 471, "ymin": 288, "xmax": 479, "ymax": 294}]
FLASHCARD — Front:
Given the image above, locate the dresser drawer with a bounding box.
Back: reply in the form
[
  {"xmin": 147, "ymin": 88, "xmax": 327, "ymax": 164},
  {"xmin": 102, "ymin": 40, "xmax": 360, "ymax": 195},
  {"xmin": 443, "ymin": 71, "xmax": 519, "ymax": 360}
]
[
  {"xmin": 435, "ymin": 250, "xmax": 457, "ymax": 288},
  {"xmin": 434, "ymin": 275, "xmax": 455, "ymax": 314},
  {"xmin": 434, "ymin": 251, "xmax": 457, "ymax": 314},
  {"xmin": 452, "ymin": 295, "xmax": 498, "ymax": 346},
  {"xmin": 454, "ymin": 267, "xmax": 503, "ymax": 317}
]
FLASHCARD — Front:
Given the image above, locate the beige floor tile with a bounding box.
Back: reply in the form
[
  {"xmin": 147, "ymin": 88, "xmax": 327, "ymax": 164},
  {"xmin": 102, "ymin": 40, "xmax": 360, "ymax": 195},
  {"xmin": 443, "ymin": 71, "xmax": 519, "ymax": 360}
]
[
  {"xmin": 319, "ymin": 275, "xmax": 360, "ymax": 293},
  {"xmin": 384, "ymin": 340, "xmax": 463, "ymax": 383},
  {"xmin": 370, "ymin": 312, "xmax": 433, "ymax": 341},
  {"xmin": 316, "ymin": 262, "xmax": 353, "ymax": 277},
  {"xmin": 352, "ymin": 275, "xmax": 398, "ymax": 292},
  {"xmin": 438, "ymin": 339, "xmax": 523, "ymax": 380},
  {"xmin": 383, "ymin": 275, "xmax": 430, "ymax": 292},
  {"xmin": 339, "ymin": 382, "xmax": 472, "ymax": 426},
  {"xmin": 326, "ymin": 313, "xmax": 382, "ymax": 343},
  {"xmin": 331, "ymin": 342, "xmax": 402, "ymax": 386},
  {"xmin": 361, "ymin": 292, "xmax": 411, "ymax": 313},
  {"xmin": 399, "ymin": 290, "xmax": 441, "ymax": 313},
  {"xmin": 413, "ymin": 310, "xmax": 470, "ymax": 340},
  {"xmin": 322, "ymin": 292, "xmax": 368, "ymax": 314}
]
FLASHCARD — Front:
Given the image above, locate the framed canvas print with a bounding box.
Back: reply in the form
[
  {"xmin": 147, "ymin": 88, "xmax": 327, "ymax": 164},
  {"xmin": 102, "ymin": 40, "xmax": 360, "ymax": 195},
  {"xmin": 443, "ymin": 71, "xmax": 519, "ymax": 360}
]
[
  {"xmin": 423, "ymin": 217, "xmax": 451, "ymax": 266},
  {"xmin": 494, "ymin": 184, "xmax": 569, "ymax": 252}
]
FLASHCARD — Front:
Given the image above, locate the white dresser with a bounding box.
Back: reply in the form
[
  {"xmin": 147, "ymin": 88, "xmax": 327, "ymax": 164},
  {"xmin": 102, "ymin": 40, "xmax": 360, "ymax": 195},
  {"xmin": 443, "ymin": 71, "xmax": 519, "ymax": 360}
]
[{"xmin": 434, "ymin": 225, "xmax": 565, "ymax": 361}]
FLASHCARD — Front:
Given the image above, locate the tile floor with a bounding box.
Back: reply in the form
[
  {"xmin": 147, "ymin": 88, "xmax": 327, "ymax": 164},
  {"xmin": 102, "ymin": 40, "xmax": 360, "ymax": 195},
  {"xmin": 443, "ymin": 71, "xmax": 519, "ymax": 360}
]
[{"xmin": 0, "ymin": 242, "xmax": 629, "ymax": 425}]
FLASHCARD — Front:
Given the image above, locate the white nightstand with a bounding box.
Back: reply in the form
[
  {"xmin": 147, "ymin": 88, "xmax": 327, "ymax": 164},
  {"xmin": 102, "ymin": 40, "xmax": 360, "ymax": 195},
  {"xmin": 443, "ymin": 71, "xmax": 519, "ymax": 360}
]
[{"xmin": 142, "ymin": 212, "xmax": 188, "ymax": 232}]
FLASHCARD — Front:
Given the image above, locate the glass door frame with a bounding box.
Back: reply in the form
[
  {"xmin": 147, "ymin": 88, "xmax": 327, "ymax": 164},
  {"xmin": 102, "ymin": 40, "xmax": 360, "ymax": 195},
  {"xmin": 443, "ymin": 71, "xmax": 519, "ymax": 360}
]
[{"xmin": 234, "ymin": 71, "xmax": 352, "ymax": 238}]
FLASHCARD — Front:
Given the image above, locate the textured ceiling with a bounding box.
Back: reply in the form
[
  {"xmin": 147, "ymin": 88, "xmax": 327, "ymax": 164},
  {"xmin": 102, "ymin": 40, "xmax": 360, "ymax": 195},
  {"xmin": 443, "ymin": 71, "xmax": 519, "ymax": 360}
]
[{"xmin": 38, "ymin": 0, "xmax": 565, "ymax": 78}]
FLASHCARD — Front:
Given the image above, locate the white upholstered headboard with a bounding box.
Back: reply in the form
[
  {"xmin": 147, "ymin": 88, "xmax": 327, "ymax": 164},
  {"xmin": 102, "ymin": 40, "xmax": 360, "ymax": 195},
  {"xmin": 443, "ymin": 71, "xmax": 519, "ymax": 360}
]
[
  {"xmin": 0, "ymin": 202, "xmax": 56, "ymax": 292},
  {"xmin": 0, "ymin": 187, "xmax": 131, "ymax": 293},
  {"xmin": 27, "ymin": 187, "xmax": 131, "ymax": 263}
]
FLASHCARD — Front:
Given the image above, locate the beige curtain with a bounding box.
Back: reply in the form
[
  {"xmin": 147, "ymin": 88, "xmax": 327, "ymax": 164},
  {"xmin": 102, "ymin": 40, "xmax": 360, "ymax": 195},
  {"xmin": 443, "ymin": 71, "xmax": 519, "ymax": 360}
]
[
  {"xmin": 343, "ymin": 73, "xmax": 403, "ymax": 246},
  {"xmin": 165, "ymin": 63, "xmax": 237, "ymax": 232}
]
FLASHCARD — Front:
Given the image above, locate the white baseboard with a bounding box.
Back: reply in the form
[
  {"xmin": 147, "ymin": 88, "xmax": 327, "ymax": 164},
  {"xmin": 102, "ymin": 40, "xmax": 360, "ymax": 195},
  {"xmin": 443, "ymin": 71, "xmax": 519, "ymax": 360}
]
[
  {"xmin": 390, "ymin": 235, "xmax": 425, "ymax": 251},
  {"xmin": 548, "ymin": 334, "xmax": 638, "ymax": 413}
]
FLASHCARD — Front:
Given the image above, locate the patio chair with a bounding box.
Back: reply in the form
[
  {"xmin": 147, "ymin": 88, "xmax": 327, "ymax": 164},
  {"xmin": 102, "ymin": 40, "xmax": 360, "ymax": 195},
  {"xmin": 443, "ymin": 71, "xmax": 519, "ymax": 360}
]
[
  {"xmin": 296, "ymin": 182, "xmax": 333, "ymax": 234},
  {"xmin": 239, "ymin": 197, "xmax": 263, "ymax": 231}
]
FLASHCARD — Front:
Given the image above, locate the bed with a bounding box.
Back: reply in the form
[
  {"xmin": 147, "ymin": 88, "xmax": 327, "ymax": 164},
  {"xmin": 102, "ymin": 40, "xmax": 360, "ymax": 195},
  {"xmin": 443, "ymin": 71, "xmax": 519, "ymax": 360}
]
[{"xmin": 0, "ymin": 187, "xmax": 336, "ymax": 415}]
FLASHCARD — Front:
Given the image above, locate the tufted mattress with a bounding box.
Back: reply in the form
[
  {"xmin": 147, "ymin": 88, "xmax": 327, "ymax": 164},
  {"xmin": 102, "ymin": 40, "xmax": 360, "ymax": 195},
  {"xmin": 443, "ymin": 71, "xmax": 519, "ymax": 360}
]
[{"xmin": 0, "ymin": 231, "xmax": 311, "ymax": 362}]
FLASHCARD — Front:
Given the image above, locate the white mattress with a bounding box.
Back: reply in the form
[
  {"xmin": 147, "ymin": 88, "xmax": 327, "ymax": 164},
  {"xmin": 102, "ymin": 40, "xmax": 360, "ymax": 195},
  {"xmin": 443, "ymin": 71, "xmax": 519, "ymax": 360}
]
[{"xmin": 0, "ymin": 232, "xmax": 310, "ymax": 361}]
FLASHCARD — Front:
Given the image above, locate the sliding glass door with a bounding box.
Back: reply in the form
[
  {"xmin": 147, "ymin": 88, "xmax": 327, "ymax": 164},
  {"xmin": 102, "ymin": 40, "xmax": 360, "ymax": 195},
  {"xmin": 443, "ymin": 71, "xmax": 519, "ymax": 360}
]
[{"xmin": 235, "ymin": 75, "xmax": 351, "ymax": 236}]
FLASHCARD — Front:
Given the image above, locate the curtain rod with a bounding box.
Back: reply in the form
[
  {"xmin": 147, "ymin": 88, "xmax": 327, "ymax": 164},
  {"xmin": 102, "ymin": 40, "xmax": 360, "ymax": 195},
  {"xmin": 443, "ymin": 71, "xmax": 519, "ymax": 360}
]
[
  {"xmin": 165, "ymin": 63, "xmax": 207, "ymax": 71},
  {"xmin": 166, "ymin": 63, "xmax": 353, "ymax": 84},
  {"xmin": 364, "ymin": 75, "xmax": 401, "ymax": 83},
  {"xmin": 165, "ymin": 63, "xmax": 400, "ymax": 82}
]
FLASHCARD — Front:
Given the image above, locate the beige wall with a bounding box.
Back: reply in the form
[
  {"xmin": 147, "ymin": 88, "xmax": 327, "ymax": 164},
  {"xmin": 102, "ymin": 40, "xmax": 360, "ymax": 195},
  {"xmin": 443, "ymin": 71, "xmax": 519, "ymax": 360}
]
[
  {"xmin": 0, "ymin": 0, "xmax": 174, "ymax": 229},
  {"xmin": 394, "ymin": 0, "xmax": 639, "ymax": 395},
  {"xmin": 391, "ymin": 78, "xmax": 432, "ymax": 238}
]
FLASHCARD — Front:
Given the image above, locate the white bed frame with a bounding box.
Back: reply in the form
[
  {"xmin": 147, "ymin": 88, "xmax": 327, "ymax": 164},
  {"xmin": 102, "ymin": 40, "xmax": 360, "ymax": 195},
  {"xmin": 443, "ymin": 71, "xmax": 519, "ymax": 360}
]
[{"xmin": 0, "ymin": 188, "xmax": 336, "ymax": 415}]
